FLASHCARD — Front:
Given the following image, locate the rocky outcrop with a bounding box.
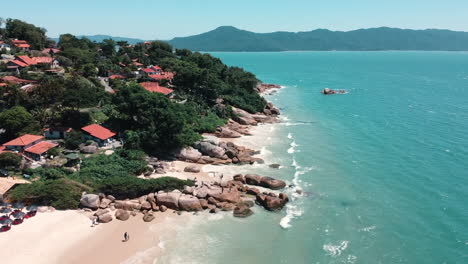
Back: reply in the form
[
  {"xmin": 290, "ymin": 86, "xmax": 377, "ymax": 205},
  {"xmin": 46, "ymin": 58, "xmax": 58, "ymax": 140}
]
[
  {"xmin": 233, "ymin": 204, "xmax": 254, "ymax": 218},
  {"xmin": 195, "ymin": 141, "xmax": 226, "ymax": 159},
  {"xmin": 215, "ymin": 127, "xmax": 241, "ymax": 138},
  {"xmin": 99, "ymin": 198, "xmax": 112, "ymax": 209},
  {"xmin": 80, "ymin": 193, "xmax": 100, "ymax": 209},
  {"xmin": 156, "ymin": 191, "xmax": 181, "ymax": 210},
  {"xmin": 143, "ymin": 213, "xmax": 155, "ymax": 222},
  {"xmin": 256, "ymin": 193, "xmax": 289, "ymax": 211},
  {"xmin": 98, "ymin": 213, "xmax": 113, "ymax": 223},
  {"xmin": 256, "ymin": 83, "xmax": 281, "ymax": 93},
  {"xmin": 244, "ymin": 174, "xmax": 286, "ymax": 190},
  {"xmin": 178, "ymin": 194, "xmax": 202, "ymax": 211},
  {"xmin": 176, "ymin": 147, "xmax": 202, "ymax": 162},
  {"xmin": 80, "ymin": 145, "xmax": 98, "ymax": 154},
  {"xmin": 115, "ymin": 209, "xmax": 130, "ymax": 221}
]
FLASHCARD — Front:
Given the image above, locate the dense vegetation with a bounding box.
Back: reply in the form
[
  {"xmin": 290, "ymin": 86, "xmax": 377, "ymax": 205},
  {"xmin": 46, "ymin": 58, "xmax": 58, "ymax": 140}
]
[
  {"xmin": 170, "ymin": 26, "xmax": 468, "ymax": 51},
  {"xmin": 0, "ymin": 18, "xmax": 265, "ymax": 153},
  {"xmin": 1, "ymin": 18, "xmax": 261, "ymax": 209},
  {"xmin": 10, "ymin": 149, "xmax": 193, "ymax": 209}
]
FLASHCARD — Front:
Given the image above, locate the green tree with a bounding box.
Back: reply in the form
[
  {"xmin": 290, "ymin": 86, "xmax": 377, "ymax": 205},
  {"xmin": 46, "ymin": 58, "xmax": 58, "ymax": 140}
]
[
  {"xmin": 0, "ymin": 106, "xmax": 38, "ymax": 141},
  {"xmin": 0, "ymin": 152, "xmax": 22, "ymax": 168},
  {"xmin": 64, "ymin": 130, "xmax": 84, "ymax": 149},
  {"xmin": 5, "ymin": 18, "xmax": 47, "ymax": 50}
]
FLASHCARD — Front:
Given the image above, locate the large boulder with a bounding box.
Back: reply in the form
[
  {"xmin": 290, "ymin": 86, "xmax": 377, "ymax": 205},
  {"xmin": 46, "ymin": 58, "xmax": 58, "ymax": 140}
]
[
  {"xmin": 244, "ymin": 174, "xmax": 263, "ymax": 186},
  {"xmin": 99, "ymin": 198, "xmax": 112, "ymax": 209},
  {"xmin": 98, "ymin": 213, "xmax": 113, "ymax": 223},
  {"xmin": 80, "ymin": 194, "xmax": 100, "ymax": 209},
  {"xmin": 178, "ymin": 195, "xmax": 202, "ymax": 211},
  {"xmin": 177, "ymin": 147, "xmax": 202, "ymax": 162},
  {"xmin": 259, "ymin": 176, "xmax": 286, "ymax": 190},
  {"xmin": 184, "ymin": 165, "xmax": 200, "ymax": 173},
  {"xmin": 216, "ymin": 127, "xmax": 241, "ymax": 138},
  {"xmin": 212, "ymin": 189, "xmax": 241, "ymax": 204},
  {"xmin": 80, "ymin": 145, "xmax": 98, "ymax": 154},
  {"xmin": 195, "ymin": 142, "xmax": 225, "ymax": 158},
  {"xmin": 202, "ymin": 135, "xmax": 220, "ymax": 146},
  {"xmin": 156, "ymin": 191, "xmax": 181, "ymax": 210},
  {"xmin": 115, "ymin": 209, "xmax": 130, "ymax": 221},
  {"xmin": 143, "ymin": 213, "xmax": 155, "ymax": 222},
  {"xmin": 257, "ymin": 193, "xmax": 289, "ymax": 211},
  {"xmin": 141, "ymin": 201, "xmax": 152, "ymax": 211},
  {"xmin": 233, "ymin": 204, "xmax": 254, "ymax": 218}
]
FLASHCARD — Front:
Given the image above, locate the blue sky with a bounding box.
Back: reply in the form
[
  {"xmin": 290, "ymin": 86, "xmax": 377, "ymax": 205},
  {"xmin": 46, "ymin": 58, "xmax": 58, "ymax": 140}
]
[{"xmin": 1, "ymin": 0, "xmax": 467, "ymax": 40}]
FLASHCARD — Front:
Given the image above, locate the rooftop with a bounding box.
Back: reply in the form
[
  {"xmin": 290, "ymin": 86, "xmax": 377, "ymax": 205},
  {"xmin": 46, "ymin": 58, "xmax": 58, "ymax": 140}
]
[
  {"xmin": 82, "ymin": 124, "xmax": 116, "ymax": 140},
  {"xmin": 2, "ymin": 135, "xmax": 44, "ymax": 147},
  {"xmin": 24, "ymin": 141, "xmax": 58, "ymax": 155},
  {"xmin": 139, "ymin": 82, "xmax": 174, "ymax": 95}
]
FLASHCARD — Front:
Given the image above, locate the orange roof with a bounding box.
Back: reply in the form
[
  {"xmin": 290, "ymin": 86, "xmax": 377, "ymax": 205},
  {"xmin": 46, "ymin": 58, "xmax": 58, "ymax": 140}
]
[
  {"xmin": 0, "ymin": 83, "xmax": 7, "ymax": 87},
  {"xmin": 3, "ymin": 135, "xmax": 44, "ymax": 146},
  {"xmin": 15, "ymin": 44, "xmax": 30, "ymax": 48},
  {"xmin": 0, "ymin": 76, "xmax": 36, "ymax": 85},
  {"xmin": 139, "ymin": 82, "xmax": 174, "ymax": 95},
  {"xmin": 148, "ymin": 72, "xmax": 174, "ymax": 81},
  {"xmin": 24, "ymin": 141, "xmax": 58, "ymax": 155},
  {"xmin": 44, "ymin": 127, "xmax": 72, "ymax": 132},
  {"xmin": 9, "ymin": 60, "xmax": 28, "ymax": 67},
  {"xmin": 17, "ymin": 55, "xmax": 37, "ymax": 65},
  {"xmin": 42, "ymin": 48, "xmax": 61, "ymax": 54},
  {"xmin": 82, "ymin": 124, "xmax": 116, "ymax": 140},
  {"xmin": 133, "ymin": 62, "xmax": 143, "ymax": 66},
  {"xmin": 12, "ymin": 40, "xmax": 27, "ymax": 44},
  {"xmin": 32, "ymin": 57, "xmax": 53, "ymax": 64},
  {"xmin": 109, "ymin": 74, "xmax": 125, "ymax": 79}
]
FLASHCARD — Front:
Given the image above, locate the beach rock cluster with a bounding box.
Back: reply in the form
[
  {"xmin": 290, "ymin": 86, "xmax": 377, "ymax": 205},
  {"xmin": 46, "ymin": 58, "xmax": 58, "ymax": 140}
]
[
  {"xmin": 255, "ymin": 83, "xmax": 282, "ymax": 94},
  {"xmin": 177, "ymin": 136, "xmax": 263, "ymax": 165},
  {"xmin": 79, "ymin": 174, "xmax": 289, "ymax": 223}
]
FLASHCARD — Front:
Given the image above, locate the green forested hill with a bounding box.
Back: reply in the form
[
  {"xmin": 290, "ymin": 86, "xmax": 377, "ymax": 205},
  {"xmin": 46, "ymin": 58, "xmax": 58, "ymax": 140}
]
[{"xmin": 169, "ymin": 26, "xmax": 468, "ymax": 51}]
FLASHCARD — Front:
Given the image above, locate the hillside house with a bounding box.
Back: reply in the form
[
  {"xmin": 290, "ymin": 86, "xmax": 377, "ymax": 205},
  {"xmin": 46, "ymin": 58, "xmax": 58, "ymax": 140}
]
[
  {"xmin": 24, "ymin": 141, "xmax": 58, "ymax": 161},
  {"xmin": 139, "ymin": 82, "xmax": 174, "ymax": 96},
  {"xmin": 81, "ymin": 124, "xmax": 116, "ymax": 146},
  {"xmin": 12, "ymin": 40, "xmax": 30, "ymax": 51},
  {"xmin": 2, "ymin": 135, "xmax": 44, "ymax": 152},
  {"xmin": 44, "ymin": 127, "xmax": 72, "ymax": 139}
]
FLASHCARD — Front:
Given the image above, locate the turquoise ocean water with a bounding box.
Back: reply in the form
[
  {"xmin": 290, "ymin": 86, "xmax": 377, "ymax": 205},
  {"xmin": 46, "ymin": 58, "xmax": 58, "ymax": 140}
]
[{"xmin": 156, "ymin": 52, "xmax": 468, "ymax": 264}]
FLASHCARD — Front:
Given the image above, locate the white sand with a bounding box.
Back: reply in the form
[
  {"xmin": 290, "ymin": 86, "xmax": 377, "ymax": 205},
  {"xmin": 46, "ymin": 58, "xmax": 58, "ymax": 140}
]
[{"xmin": 0, "ymin": 210, "xmax": 94, "ymax": 264}]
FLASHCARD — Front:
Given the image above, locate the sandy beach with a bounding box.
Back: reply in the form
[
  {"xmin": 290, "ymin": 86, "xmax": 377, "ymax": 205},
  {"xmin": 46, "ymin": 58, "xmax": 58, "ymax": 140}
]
[{"xmin": 0, "ymin": 120, "xmax": 277, "ymax": 264}]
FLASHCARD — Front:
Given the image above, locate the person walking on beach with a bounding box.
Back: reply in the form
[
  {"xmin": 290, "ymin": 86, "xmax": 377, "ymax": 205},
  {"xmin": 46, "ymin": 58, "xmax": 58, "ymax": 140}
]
[{"xmin": 123, "ymin": 232, "xmax": 129, "ymax": 242}]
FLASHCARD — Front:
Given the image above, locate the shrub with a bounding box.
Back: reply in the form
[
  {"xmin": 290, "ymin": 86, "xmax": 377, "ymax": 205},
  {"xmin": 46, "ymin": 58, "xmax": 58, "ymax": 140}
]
[
  {"xmin": 98, "ymin": 176, "xmax": 194, "ymax": 199},
  {"xmin": 9, "ymin": 178, "xmax": 91, "ymax": 209},
  {"xmin": 0, "ymin": 152, "xmax": 22, "ymax": 168},
  {"xmin": 64, "ymin": 130, "xmax": 84, "ymax": 149}
]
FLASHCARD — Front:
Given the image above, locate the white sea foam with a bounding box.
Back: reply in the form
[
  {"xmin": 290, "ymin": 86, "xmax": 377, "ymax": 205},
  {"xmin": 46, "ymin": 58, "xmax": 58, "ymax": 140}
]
[
  {"xmin": 287, "ymin": 133, "xmax": 293, "ymax": 139},
  {"xmin": 358, "ymin": 225, "xmax": 377, "ymax": 232},
  {"xmin": 323, "ymin": 241, "xmax": 349, "ymax": 257},
  {"xmin": 280, "ymin": 204, "xmax": 303, "ymax": 229},
  {"xmin": 287, "ymin": 141, "xmax": 298, "ymax": 153}
]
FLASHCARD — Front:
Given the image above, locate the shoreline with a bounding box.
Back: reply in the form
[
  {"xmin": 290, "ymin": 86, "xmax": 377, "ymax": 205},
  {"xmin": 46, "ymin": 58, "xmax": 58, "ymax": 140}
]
[{"xmin": 0, "ymin": 85, "xmax": 284, "ymax": 264}]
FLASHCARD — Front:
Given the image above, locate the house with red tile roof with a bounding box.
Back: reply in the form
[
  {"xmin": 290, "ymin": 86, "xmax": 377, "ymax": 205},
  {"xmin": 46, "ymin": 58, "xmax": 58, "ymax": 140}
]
[
  {"xmin": 2, "ymin": 135, "xmax": 44, "ymax": 152},
  {"xmin": 32, "ymin": 56, "xmax": 53, "ymax": 64},
  {"xmin": 139, "ymin": 82, "xmax": 174, "ymax": 96},
  {"xmin": 7, "ymin": 59, "xmax": 29, "ymax": 69},
  {"xmin": 1, "ymin": 134, "xmax": 60, "ymax": 161},
  {"xmin": 17, "ymin": 55, "xmax": 37, "ymax": 66},
  {"xmin": 42, "ymin": 48, "xmax": 61, "ymax": 54},
  {"xmin": 12, "ymin": 40, "xmax": 30, "ymax": 51},
  {"xmin": 81, "ymin": 124, "xmax": 116, "ymax": 146},
  {"xmin": 24, "ymin": 141, "xmax": 58, "ymax": 161}
]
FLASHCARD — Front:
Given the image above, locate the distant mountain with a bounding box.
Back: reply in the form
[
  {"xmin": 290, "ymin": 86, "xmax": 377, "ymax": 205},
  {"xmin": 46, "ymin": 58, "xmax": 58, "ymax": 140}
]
[
  {"xmin": 169, "ymin": 26, "xmax": 468, "ymax": 51},
  {"xmin": 50, "ymin": 35, "xmax": 146, "ymax": 44}
]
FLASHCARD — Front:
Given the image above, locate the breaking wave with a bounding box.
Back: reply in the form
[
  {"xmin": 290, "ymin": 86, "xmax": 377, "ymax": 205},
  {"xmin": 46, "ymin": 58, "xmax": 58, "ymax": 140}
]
[{"xmin": 323, "ymin": 241, "xmax": 349, "ymax": 257}]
